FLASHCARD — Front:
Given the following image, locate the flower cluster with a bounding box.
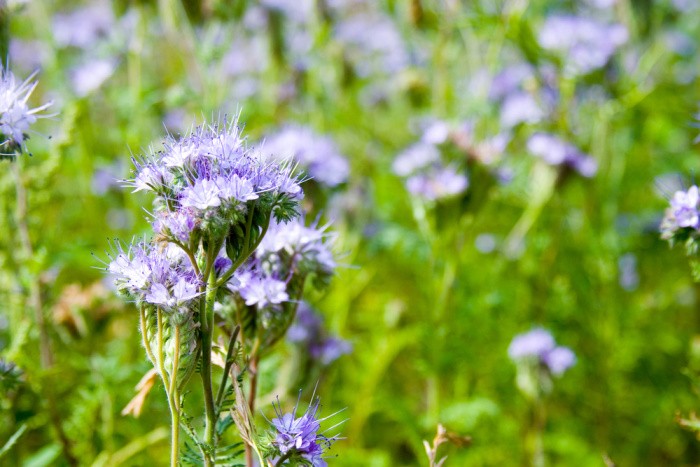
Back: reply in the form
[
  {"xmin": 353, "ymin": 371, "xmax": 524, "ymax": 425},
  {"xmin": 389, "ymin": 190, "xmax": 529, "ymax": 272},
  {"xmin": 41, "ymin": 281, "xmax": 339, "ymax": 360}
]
[
  {"xmin": 508, "ymin": 328, "xmax": 576, "ymax": 376},
  {"xmin": 538, "ymin": 15, "xmax": 628, "ymax": 76},
  {"xmin": 660, "ymin": 185, "xmax": 700, "ymax": 253},
  {"xmin": 108, "ymin": 117, "xmax": 304, "ymax": 318},
  {"xmin": 261, "ymin": 126, "xmax": 350, "ymax": 188},
  {"xmin": 489, "ymin": 64, "xmax": 556, "ymax": 130},
  {"xmin": 393, "ymin": 122, "xmax": 470, "ymax": 202},
  {"xmin": 288, "ymin": 302, "xmax": 352, "ymax": 366},
  {"xmin": 267, "ymin": 396, "xmax": 339, "ymax": 467},
  {"xmin": 0, "ymin": 67, "xmax": 52, "ymax": 153},
  {"xmin": 527, "ymin": 133, "xmax": 597, "ymax": 177},
  {"xmin": 108, "ymin": 242, "xmax": 199, "ymax": 317},
  {"xmin": 211, "ymin": 216, "xmax": 338, "ymax": 349}
]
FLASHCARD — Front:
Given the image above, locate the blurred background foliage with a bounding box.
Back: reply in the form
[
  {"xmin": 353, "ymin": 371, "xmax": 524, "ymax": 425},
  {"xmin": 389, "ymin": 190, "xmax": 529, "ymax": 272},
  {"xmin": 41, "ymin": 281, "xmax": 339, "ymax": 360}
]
[{"xmin": 1, "ymin": 0, "xmax": 700, "ymax": 465}]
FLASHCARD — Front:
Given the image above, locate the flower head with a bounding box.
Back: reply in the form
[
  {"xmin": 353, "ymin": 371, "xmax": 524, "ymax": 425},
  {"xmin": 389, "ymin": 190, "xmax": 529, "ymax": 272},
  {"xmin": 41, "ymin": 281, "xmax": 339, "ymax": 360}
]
[
  {"xmin": 508, "ymin": 327, "xmax": 576, "ymax": 376},
  {"xmin": 261, "ymin": 126, "xmax": 349, "ymax": 188},
  {"xmin": 268, "ymin": 394, "xmax": 341, "ymax": 466},
  {"xmin": 288, "ymin": 303, "xmax": 352, "ymax": 366},
  {"xmin": 0, "ymin": 67, "xmax": 52, "ymax": 152},
  {"xmin": 538, "ymin": 15, "xmax": 628, "ymax": 76},
  {"xmin": 527, "ymin": 133, "xmax": 597, "ymax": 177}
]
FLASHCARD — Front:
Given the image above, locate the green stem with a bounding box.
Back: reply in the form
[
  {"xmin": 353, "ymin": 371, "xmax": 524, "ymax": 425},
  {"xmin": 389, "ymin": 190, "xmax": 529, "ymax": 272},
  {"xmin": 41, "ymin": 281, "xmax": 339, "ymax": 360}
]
[
  {"xmin": 156, "ymin": 308, "xmax": 171, "ymax": 390},
  {"xmin": 215, "ymin": 325, "xmax": 241, "ymax": 412},
  {"xmin": 201, "ymin": 269, "xmax": 218, "ymax": 465},
  {"xmin": 168, "ymin": 326, "xmax": 181, "ymax": 467},
  {"xmin": 139, "ymin": 305, "xmax": 157, "ymax": 366}
]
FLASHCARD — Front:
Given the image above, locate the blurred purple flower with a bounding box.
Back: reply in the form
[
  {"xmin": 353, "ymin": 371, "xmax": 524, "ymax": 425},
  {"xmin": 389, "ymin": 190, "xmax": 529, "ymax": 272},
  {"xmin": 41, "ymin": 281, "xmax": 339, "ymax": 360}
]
[
  {"xmin": 53, "ymin": 2, "xmax": 114, "ymax": 49},
  {"xmin": 489, "ymin": 64, "xmax": 534, "ymax": 101},
  {"xmin": 500, "ymin": 92, "xmax": 544, "ymax": 128},
  {"xmin": 527, "ymin": 133, "xmax": 597, "ymax": 177},
  {"xmin": 670, "ymin": 186, "xmax": 700, "ymax": 229},
  {"xmin": 335, "ymin": 13, "xmax": 409, "ymax": 78},
  {"xmin": 9, "ymin": 40, "xmax": 49, "ymax": 72},
  {"xmin": 618, "ymin": 253, "xmax": 639, "ymax": 292},
  {"xmin": 406, "ymin": 166, "xmax": 468, "ymax": 201},
  {"xmin": 538, "ymin": 15, "xmax": 628, "ymax": 75},
  {"xmin": 288, "ymin": 303, "xmax": 351, "ymax": 366},
  {"xmin": 392, "ymin": 143, "xmax": 440, "ymax": 177},
  {"xmin": 92, "ymin": 162, "xmax": 124, "ymax": 195},
  {"xmin": 509, "ymin": 328, "xmax": 576, "ymax": 376},
  {"xmin": 239, "ymin": 275, "xmax": 289, "ymax": 308},
  {"xmin": 541, "ymin": 346, "xmax": 577, "ymax": 376},
  {"xmin": 261, "ymin": 126, "xmax": 349, "ymax": 187},
  {"xmin": 70, "ymin": 59, "xmax": 117, "ymax": 97}
]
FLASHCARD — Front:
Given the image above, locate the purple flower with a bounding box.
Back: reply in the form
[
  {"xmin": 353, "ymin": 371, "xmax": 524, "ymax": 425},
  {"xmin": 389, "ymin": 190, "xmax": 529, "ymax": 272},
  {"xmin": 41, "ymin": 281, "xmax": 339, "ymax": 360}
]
[
  {"xmin": 180, "ymin": 179, "xmax": 223, "ymax": 210},
  {"xmin": 53, "ymin": 2, "xmax": 114, "ymax": 49},
  {"xmin": 261, "ymin": 126, "xmax": 349, "ymax": 187},
  {"xmin": 153, "ymin": 209, "xmax": 198, "ymax": 243},
  {"xmin": 670, "ymin": 186, "xmax": 700, "ymax": 229},
  {"xmin": 334, "ymin": 13, "xmax": 409, "ymax": 79},
  {"xmin": 421, "ymin": 120, "xmax": 451, "ymax": 145},
  {"xmin": 508, "ymin": 328, "xmax": 556, "ymax": 360},
  {"xmin": 541, "ymin": 346, "xmax": 577, "ymax": 376},
  {"xmin": 527, "ymin": 133, "xmax": 597, "ymax": 177},
  {"xmin": 106, "ymin": 240, "xmax": 198, "ymax": 307},
  {"xmin": 239, "ymin": 275, "xmax": 289, "ymax": 308},
  {"xmin": 311, "ymin": 337, "xmax": 353, "ymax": 366},
  {"xmin": 0, "ymin": 67, "xmax": 52, "ymax": 149},
  {"xmin": 270, "ymin": 395, "xmax": 339, "ymax": 466},
  {"xmin": 288, "ymin": 303, "xmax": 351, "ymax": 366},
  {"xmin": 406, "ymin": 166, "xmax": 469, "ymax": 201},
  {"xmin": 70, "ymin": 59, "xmax": 117, "ymax": 97},
  {"xmin": 509, "ymin": 328, "xmax": 576, "ymax": 376},
  {"xmin": 215, "ymin": 174, "xmax": 258, "ymax": 203},
  {"xmin": 618, "ymin": 253, "xmax": 639, "ymax": 292},
  {"xmin": 538, "ymin": 15, "xmax": 628, "ymax": 75},
  {"xmin": 258, "ymin": 218, "xmax": 337, "ymax": 277},
  {"xmin": 392, "ymin": 143, "xmax": 441, "ymax": 177},
  {"xmin": 500, "ymin": 92, "xmax": 544, "ymax": 128},
  {"xmin": 130, "ymin": 163, "xmax": 175, "ymax": 193},
  {"xmin": 489, "ymin": 64, "xmax": 534, "ymax": 101}
]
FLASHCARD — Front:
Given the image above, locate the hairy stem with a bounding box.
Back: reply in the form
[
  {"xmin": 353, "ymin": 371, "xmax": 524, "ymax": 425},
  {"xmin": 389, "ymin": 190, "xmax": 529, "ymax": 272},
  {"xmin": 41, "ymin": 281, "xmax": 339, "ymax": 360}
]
[
  {"xmin": 215, "ymin": 325, "xmax": 241, "ymax": 412},
  {"xmin": 245, "ymin": 349, "xmax": 260, "ymax": 467},
  {"xmin": 168, "ymin": 326, "xmax": 181, "ymax": 467},
  {"xmin": 139, "ymin": 305, "xmax": 157, "ymax": 366},
  {"xmin": 156, "ymin": 308, "xmax": 171, "ymax": 390},
  {"xmin": 200, "ymin": 269, "xmax": 218, "ymax": 465}
]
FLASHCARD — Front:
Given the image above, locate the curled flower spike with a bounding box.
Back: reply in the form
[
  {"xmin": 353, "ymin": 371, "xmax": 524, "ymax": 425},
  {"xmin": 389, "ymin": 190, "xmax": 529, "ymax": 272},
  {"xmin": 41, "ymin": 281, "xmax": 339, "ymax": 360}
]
[{"xmin": 267, "ymin": 392, "xmax": 344, "ymax": 467}]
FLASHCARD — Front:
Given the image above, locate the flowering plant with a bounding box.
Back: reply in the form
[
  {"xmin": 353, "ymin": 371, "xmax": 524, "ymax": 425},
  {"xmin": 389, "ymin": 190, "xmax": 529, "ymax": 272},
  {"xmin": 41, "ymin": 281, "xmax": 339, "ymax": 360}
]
[{"xmin": 107, "ymin": 116, "xmax": 340, "ymax": 466}]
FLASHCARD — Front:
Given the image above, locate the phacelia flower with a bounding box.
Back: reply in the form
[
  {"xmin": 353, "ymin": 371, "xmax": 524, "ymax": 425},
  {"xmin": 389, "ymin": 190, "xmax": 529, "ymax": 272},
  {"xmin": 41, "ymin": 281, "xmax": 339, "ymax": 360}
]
[
  {"xmin": 288, "ymin": 302, "xmax": 352, "ymax": 366},
  {"xmin": 53, "ymin": 2, "xmax": 115, "ymax": 49},
  {"xmin": 527, "ymin": 133, "xmax": 597, "ymax": 177},
  {"xmin": 334, "ymin": 13, "xmax": 409, "ymax": 79},
  {"xmin": 0, "ymin": 67, "xmax": 52, "ymax": 152},
  {"xmin": 406, "ymin": 166, "xmax": 469, "ymax": 202},
  {"xmin": 538, "ymin": 15, "xmax": 628, "ymax": 76},
  {"xmin": 392, "ymin": 143, "xmax": 441, "ymax": 177},
  {"xmin": 70, "ymin": 58, "xmax": 117, "ymax": 97},
  {"xmin": 671, "ymin": 186, "xmax": 700, "ymax": 229},
  {"xmin": 261, "ymin": 126, "xmax": 349, "ymax": 188},
  {"xmin": 269, "ymin": 395, "xmax": 340, "ymax": 467},
  {"xmin": 508, "ymin": 328, "xmax": 576, "ymax": 376}
]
